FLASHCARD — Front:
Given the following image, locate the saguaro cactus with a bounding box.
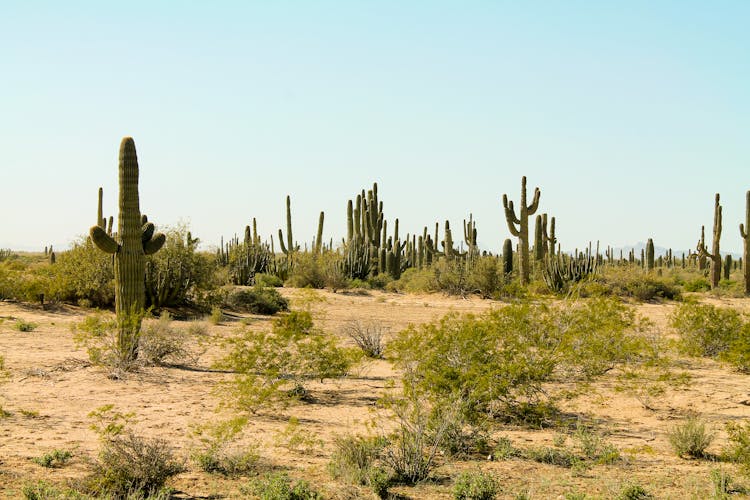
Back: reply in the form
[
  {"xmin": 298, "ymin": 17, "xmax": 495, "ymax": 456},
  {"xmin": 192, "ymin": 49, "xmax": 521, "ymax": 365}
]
[
  {"xmin": 645, "ymin": 238, "xmax": 655, "ymax": 272},
  {"xmin": 502, "ymin": 176, "xmax": 540, "ymax": 284},
  {"xmin": 502, "ymin": 238, "xmax": 513, "ymax": 275},
  {"xmin": 89, "ymin": 137, "xmax": 165, "ymax": 362},
  {"xmin": 697, "ymin": 193, "xmax": 723, "ymax": 288},
  {"xmin": 740, "ymin": 190, "xmax": 750, "ymax": 294}
]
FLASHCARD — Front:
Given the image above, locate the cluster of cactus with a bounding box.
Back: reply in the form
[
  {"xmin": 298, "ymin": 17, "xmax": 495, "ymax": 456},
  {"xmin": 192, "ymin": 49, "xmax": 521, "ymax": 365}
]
[
  {"xmin": 144, "ymin": 231, "xmax": 200, "ymax": 308},
  {"xmin": 541, "ymin": 251, "xmax": 598, "ymax": 293},
  {"xmin": 89, "ymin": 137, "xmax": 165, "ymax": 361}
]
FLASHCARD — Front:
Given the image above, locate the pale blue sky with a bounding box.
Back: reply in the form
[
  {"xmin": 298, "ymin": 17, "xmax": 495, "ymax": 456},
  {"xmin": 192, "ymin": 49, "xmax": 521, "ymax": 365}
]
[{"xmin": 1, "ymin": 1, "xmax": 748, "ymax": 253}]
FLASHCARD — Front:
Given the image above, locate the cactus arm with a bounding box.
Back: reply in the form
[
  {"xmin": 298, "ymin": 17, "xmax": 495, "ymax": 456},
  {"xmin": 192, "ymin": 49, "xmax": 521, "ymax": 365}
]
[
  {"xmin": 502, "ymin": 195, "xmax": 521, "ymax": 225},
  {"xmin": 278, "ymin": 229, "xmax": 288, "ymax": 254},
  {"xmin": 527, "ymin": 187, "xmax": 541, "ymax": 214},
  {"xmin": 741, "ymin": 223, "xmax": 747, "ymax": 239},
  {"xmin": 90, "ymin": 225, "xmax": 119, "ymax": 254},
  {"xmin": 143, "ymin": 232, "xmax": 166, "ymax": 255},
  {"xmin": 141, "ymin": 222, "xmax": 155, "ymax": 243}
]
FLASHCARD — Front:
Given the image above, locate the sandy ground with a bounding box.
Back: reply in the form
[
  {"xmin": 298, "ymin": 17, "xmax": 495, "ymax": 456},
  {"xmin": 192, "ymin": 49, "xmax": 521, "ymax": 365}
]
[{"xmin": 1, "ymin": 290, "xmax": 750, "ymax": 499}]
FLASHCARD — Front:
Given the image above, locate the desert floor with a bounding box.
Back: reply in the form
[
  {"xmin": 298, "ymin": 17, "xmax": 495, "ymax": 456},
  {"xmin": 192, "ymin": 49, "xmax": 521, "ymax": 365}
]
[{"xmin": 1, "ymin": 289, "xmax": 750, "ymax": 499}]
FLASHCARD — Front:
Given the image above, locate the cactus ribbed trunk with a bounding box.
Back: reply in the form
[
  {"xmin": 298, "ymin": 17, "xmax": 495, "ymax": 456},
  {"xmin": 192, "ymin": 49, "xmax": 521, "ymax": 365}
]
[
  {"xmin": 697, "ymin": 194, "xmax": 723, "ymax": 289},
  {"xmin": 646, "ymin": 238, "xmax": 655, "ymax": 272}
]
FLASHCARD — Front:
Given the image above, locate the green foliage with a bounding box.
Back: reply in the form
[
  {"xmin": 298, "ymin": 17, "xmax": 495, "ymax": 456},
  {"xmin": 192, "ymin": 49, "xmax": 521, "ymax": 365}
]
[
  {"xmin": 83, "ymin": 432, "xmax": 184, "ymax": 498},
  {"xmin": 243, "ymin": 472, "xmax": 322, "ymax": 500},
  {"xmin": 274, "ymin": 417, "xmax": 324, "ymax": 454},
  {"xmin": 389, "ymin": 298, "xmax": 650, "ymax": 423},
  {"xmin": 616, "ymin": 483, "xmax": 653, "ymax": 500},
  {"xmin": 209, "ymin": 306, "xmax": 224, "ymax": 325},
  {"xmin": 387, "ymin": 267, "xmax": 438, "ymax": 293},
  {"xmin": 144, "ymin": 225, "xmax": 218, "ymax": 308},
  {"xmin": 669, "ymin": 303, "xmax": 742, "ymax": 357},
  {"xmin": 224, "ymin": 286, "xmax": 289, "ymax": 315},
  {"xmin": 328, "ymin": 434, "xmax": 387, "ymax": 486},
  {"xmin": 255, "ymin": 273, "xmax": 284, "ymax": 287},
  {"xmin": 21, "ymin": 481, "xmax": 88, "ymax": 500},
  {"xmin": 48, "ymin": 237, "xmax": 114, "ymax": 307},
  {"xmin": 31, "ymin": 449, "xmax": 73, "ymax": 468},
  {"xmin": 87, "ymin": 404, "xmax": 136, "ymax": 440},
  {"xmin": 667, "ymin": 415, "xmax": 715, "ymax": 458},
  {"xmin": 579, "ymin": 267, "xmax": 680, "ymax": 301},
  {"xmin": 191, "ymin": 417, "xmax": 260, "ymax": 476},
  {"xmin": 138, "ymin": 313, "xmax": 193, "ymax": 366},
  {"xmin": 722, "ymin": 421, "xmax": 750, "ymax": 473},
  {"xmin": 452, "ymin": 470, "xmax": 499, "ymax": 500},
  {"xmin": 14, "ymin": 319, "xmax": 37, "ymax": 332},
  {"xmin": 683, "ymin": 277, "xmax": 711, "ymax": 292},
  {"xmin": 217, "ymin": 310, "xmax": 355, "ymax": 412}
]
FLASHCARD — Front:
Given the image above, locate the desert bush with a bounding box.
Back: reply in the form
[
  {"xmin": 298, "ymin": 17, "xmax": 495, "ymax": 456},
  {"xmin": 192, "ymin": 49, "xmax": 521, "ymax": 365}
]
[
  {"xmin": 683, "ymin": 277, "xmax": 711, "ymax": 292},
  {"xmin": 453, "ymin": 470, "xmax": 499, "ymax": 500},
  {"xmin": 21, "ymin": 480, "xmax": 86, "ymax": 500},
  {"xmin": 255, "ymin": 273, "xmax": 284, "ymax": 287},
  {"xmin": 14, "ymin": 319, "xmax": 37, "ymax": 332},
  {"xmin": 31, "ymin": 449, "xmax": 73, "ymax": 468},
  {"xmin": 83, "ymin": 432, "xmax": 184, "ymax": 498},
  {"xmin": 669, "ymin": 303, "xmax": 742, "ymax": 357},
  {"xmin": 389, "ymin": 298, "xmax": 650, "ymax": 423},
  {"xmin": 466, "ymin": 256, "xmax": 504, "ymax": 299},
  {"xmin": 217, "ymin": 310, "xmax": 355, "ymax": 412},
  {"xmin": 243, "ymin": 472, "xmax": 322, "ymax": 500},
  {"xmin": 138, "ymin": 313, "xmax": 193, "ymax": 366},
  {"xmin": 48, "ymin": 237, "xmax": 114, "ymax": 307},
  {"xmin": 224, "ymin": 286, "xmax": 289, "ymax": 315},
  {"xmin": 328, "ymin": 434, "xmax": 387, "ymax": 486},
  {"xmin": 208, "ymin": 306, "xmax": 224, "ymax": 325},
  {"xmin": 580, "ymin": 268, "xmax": 680, "ymax": 301},
  {"xmin": 722, "ymin": 421, "xmax": 750, "ymax": 473},
  {"xmin": 341, "ymin": 319, "xmax": 386, "ymax": 358},
  {"xmin": 192, "ymin": 417, "xmax": 261, "ymax": 476},
  {"xmin": 387, "ymin": 267, "xmax": 438, "ymax": 293},
  {"xmin": 667, "ymin": 415, "xmax": 715, "ymax": 458},
  {"xmin": 285, "ymin": 252, "xmax": 327, "ymax": 289},
  {"xmin": 616, "ymin": 483, "xmax": 653, "ymax": 500}
]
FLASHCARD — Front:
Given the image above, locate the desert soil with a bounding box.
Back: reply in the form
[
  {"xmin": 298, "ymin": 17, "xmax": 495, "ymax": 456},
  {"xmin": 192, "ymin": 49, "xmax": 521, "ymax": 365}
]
[{"xmin": 1, "ymin": 290, "xmax": 750, "ymax": 499}]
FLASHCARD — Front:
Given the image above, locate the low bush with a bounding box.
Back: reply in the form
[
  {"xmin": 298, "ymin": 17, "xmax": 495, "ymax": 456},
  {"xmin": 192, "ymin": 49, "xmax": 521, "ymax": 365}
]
[
  {"xmin": 616, "ymin": 483, "xmax": 653, "ymax": 500},
  {"xmin": 255, "ymin": 273, "xmax": 284, "ymax": 287},
  {"xmin": 224, "ymin": 286, "xmax": 289, "ymax": 315},
  {"xmin": 14, "ymin": 320, "xmax": 37, "ymax": 332},
  {"xmin": 341, "ymin": 319, "xmax": 386, "ymax": 358},
  {"xmin": 453, "ymin": 470, "xmax": 499, "ymax": 500},
  {"xmin": 21, "ymin": 480, "xmax": 86, "ymax": 500},
  {"xmin": 670, "ymin": 303, "xmax": 742, "ymax": 358},
  {"xmin": 217, "ymin": 310, "xmax": 356, "ymax": 412},
  {"xmin": 328, "ymin": 434, "xmax": 387, "ymax": 486},
  {"xmin": 243, "ymin": 472, "xmax": 322, "ymax": 500},
  {"xmin": 31, "ymin": 449, "xmax": 72, "ymax": 468},
  {"xmin": 667, "ymin": 415, "xmax": 714, "ymax": 458},
  {"xmin": 83, "ymin": 432, "xmax": 184, "ymax": 498},
  {"xmin": 722, "ymin": 421, "xmax": 750, "ymax": 473}
]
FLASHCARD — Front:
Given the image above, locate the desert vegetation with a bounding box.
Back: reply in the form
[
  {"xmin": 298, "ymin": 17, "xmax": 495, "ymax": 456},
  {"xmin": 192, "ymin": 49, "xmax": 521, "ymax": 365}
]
[{"xmin": 2, "ymin": 137, "xmax": 750, "ymax": 498}]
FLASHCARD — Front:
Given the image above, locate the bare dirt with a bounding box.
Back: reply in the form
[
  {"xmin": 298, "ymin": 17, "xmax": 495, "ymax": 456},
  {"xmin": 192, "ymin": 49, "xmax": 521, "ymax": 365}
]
[{"xmin": 1, "ymin": 290, "xmax": 750, "ymax": 499}]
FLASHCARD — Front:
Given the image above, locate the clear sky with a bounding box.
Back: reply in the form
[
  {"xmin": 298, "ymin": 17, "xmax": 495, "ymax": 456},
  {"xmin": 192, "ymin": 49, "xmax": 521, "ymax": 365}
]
[{"xmin": 1, "ymin": 1, "xmax": 748, "ymax": 254}]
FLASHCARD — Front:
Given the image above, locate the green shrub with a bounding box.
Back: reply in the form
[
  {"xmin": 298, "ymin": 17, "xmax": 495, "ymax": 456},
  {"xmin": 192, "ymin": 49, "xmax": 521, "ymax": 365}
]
[
  {"xmin": 191, "ymin": 417, "xmax": 260, "ymax": 476},
  {"xmin": 255, "ymin": 273, "xmax": 284, "ymax": 287},
  {"xmin": 328, "ymin": 435, "xmax": 386, "ymax": 485},
  {"xmin": 21, "ymin": 480, "xmax": 86, "ymax": 500},
  {"xmin": 683, "ymin": 277, "xmax": 711, "ymax": 292},
  {"xmin": 217, "ymin": 310, "xmax": 355, "ymax": 412},
  {"xmin": 48, "ymin": 237, "xmax": 114, "ymax": 307},
  {"xmin": 387, "ymin": 267, "xmax": 438, "ymax": 293},
  {"xmin": 209, "ymin": 306, "xmax": 224, "ymax": 325},
  {"xmin": 670, "ymin": 303, "xmax": 742, "ymax": 357},
  {"xmin": 138, "ymin": 313, "xmax": 193, "ymax": 366},
  {"xmin": 14, "ymin": 319, "xmax": 37, "ymax": 332},
  {"xmin": 453, "ymin": 470, "xmax": 499, "ymax": 500},
  {"xmin": 31, "ymin": 449, "xmax": 72, "ymax": 468},
  {"xmin": 83, "ymin": 432, "xmax": 184, "ymax": 498},
  {"xmin": 389, "ymin": 298, "xmax": 649, "ymax": 423},
  {"xmin": 667, "ymin": 415, "xmax": 714, "ymax": 458},
  {"xmin": 224, "ymin": 286, "xmax": 289, "ymax": 315},
  {"xmin": 144, "ymin": 225, "xmax": 219, "ymax": 308},
  {"xmin": 522, "ymin": 445, "xmax": 579, "ymax": 468},
  {"xmin": 285, "ymin": 253, "xmax": 327, "ymax": 289},
  {"xmin": 243, "ymin": 472, "xmax": 322, "ymax": 500},
  {"xmin": 616, "ymin": 483, "xmax": 653, "ymax": 500},
  {"xmin": 722, "ymin": 421, "xmax": 750, "ymax": 473}
]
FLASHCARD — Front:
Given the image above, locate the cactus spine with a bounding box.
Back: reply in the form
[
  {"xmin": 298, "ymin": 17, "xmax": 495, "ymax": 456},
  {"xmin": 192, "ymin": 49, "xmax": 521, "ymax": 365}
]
[
  {"xmin": 89, "ymin": 137, "xmax": 165, "ymax": 361},
  {"xmin": 697, "ymin": 193, "xmax": 723, "ymax": 288},
  {"xmin": 740, "ymin": 191, "xmax": 750, "ymax": 294},
  {"xmin": 502, "ymin": 176, "xmax": 540, "ymax": 284}
]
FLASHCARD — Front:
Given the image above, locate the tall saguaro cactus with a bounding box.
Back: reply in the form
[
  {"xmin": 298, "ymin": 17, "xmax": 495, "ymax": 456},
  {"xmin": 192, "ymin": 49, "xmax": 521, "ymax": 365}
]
[
  {"xmin": 697, "ymin": 193, "xmax": 723, "ymax": 288},
  {"xmin": 89, "ymin": 137, "xmax": 166, "ymax": 362},
  {"xmin": 740, "ymin": 190, "xmax": 750, "ymax": 294},
  {"xmin": 502, "ymin": 176, "xmax": 540, "ymax": 284},
  {"xmin": 645, "ymin": 238, "xmax": 655, "ymax": 272}
]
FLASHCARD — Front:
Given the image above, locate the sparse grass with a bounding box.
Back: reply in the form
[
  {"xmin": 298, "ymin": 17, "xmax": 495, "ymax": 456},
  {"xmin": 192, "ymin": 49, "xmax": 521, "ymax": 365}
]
[
  {"xmin": 242, "ymin": 471, "xmax": 323, "ymax": 500},
  {"xmin": 616, "ymin": 483, "xmax": 653, "ymax": 499},
  {"xmin": 208, "ymin": 306, "xmax": 224, "ymax": 325},
  {"xmin": 328, "ymin": 434, "xmax": 387, "ymax": 486}
]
